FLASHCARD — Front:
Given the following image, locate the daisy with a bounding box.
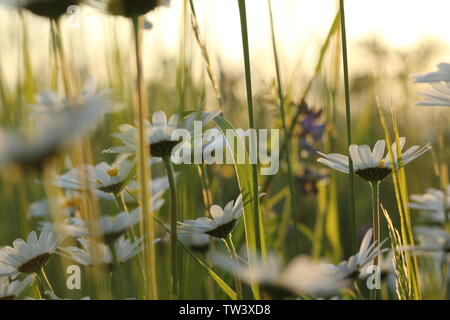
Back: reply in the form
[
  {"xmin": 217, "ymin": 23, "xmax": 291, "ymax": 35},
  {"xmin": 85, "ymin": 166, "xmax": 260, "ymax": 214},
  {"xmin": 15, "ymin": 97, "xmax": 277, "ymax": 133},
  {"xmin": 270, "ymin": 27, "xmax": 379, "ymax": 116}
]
[
  {"xmin": 121, "ymin": 175, "xmax": 172, "ymax": 208},
  {"xmin": 317, "ymin": 138, "xmax": 431, "ymax": 182},
  {"xmin": 0, "ymin": 226, "xmax": 62, "ymax": 276},
  {"xmin": 0, "ymin": 274, "xmax": 35, "ymax": 300},
  {"xmin": 0, "ymin": 86, "xmax": 111, "ymax": 170},
  {"xmin": 178, "ymin": 194, "xmax": 243, "ymax": 239},
  {"xmin": 409, "ymin": 186, "xmax": 450, "ymax": 223},
  {"xmin": 0, "ymin": 0, "xmax": 82, "ymax": 19},
  {"xmin": 52, "ymin": 208, "xmax": 151, "ymax": 243},
  {"xmin": 94, "ymin": 209, "xmax": 141, "ymax": 243},
  {"xmin": 211, "ymin": 252, "xmax": 347, "ymax": 298},
  {"xmin": 412, "ymin": 226, "xmax": 450, "ymax": 253},
  {"xmin": 28, "ymin": 193, "xmax": 82, "ymax": 218},
  {"xmin": 179, "ymin": 234, "xmax": 211, "ymax": 254},
  {"xmin": 87, "ymin": 0, "xmax": 169, "ymax": 18},
  {"xmin": 55, "ymin": 159, "xmax": 134, "ymax": 196},
  {"xmin": 411, "ymin": 63, "xmax": 450, "ymax": 107},
  {"xmin": 59, "ymin": 236, "xmax": 143, "ymax": 267},
  {"xmin": 105, "ymin": 110, "xmax": 221, "ymax": 160},
  {"xmin": 319, "ymin": 228, "xmax": 387, "ymax": 280},
  {"xmin": 40, "ymin": 218, "xmax": 87, "ymax": 238},
  {"xmin": 414, "ymin": 82, "xmax": 450, "ymax": 107},
  {"xmin": 412, "ymin": 63, "xmax": 450, "ymax": 83}
]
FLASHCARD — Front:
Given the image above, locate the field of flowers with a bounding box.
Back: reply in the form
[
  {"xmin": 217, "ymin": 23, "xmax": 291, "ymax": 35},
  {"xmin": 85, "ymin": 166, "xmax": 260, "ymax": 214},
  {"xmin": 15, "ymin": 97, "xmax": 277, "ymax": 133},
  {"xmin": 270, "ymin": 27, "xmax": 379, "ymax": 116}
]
[{"xmin": 0, "ymin": 0, "xmax": 448, "ymax": 301}]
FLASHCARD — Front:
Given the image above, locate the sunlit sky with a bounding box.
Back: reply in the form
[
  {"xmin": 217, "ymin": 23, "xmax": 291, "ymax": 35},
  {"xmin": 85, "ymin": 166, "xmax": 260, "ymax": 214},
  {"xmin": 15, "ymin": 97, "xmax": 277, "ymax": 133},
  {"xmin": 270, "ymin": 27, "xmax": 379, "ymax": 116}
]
[{"xmin": 0, "ymin": 0, "xmax": 449, "ymax": 85}]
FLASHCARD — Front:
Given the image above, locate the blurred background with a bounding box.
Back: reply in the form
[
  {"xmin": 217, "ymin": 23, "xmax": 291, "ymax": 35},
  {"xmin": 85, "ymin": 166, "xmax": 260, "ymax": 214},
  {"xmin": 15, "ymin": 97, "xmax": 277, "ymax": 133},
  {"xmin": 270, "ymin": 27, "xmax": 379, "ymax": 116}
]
[{"xmin": 0, "ymin": 0, "xmax": 449, "ymax": 299}]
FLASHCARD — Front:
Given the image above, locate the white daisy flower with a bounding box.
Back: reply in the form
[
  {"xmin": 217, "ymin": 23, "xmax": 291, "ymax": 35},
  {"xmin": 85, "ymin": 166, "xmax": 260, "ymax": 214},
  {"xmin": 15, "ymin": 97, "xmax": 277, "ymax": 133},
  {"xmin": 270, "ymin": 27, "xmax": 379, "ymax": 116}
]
[
  {"xmin": 59, "ymin": 236, "xmax": 143, "ymax": 267},
  {"xmin": 0, "ymin": 0, "xmax": 81, "ymax": 19},
  {"xmin": 121, "ymin": 175, "xmax": 172, "ymax": 208},
  {"xmin": 178, "ymin": 194, "xmax": 243, "ymax": 239},
  {"xmin": 413, "ymin": 226, "xmax": 450, "ymax": 253},
  {"xmin": 414, "ymin": 82, "xmax": 450, "ymax": 107},
  {"xmin": 317, "ymin": 138, "xmax": 431, "ymax": 182},
  {"xmin": 55, "ymin": 159, "xmax": 134, "ymax": 196},
  {"xmin": 409, "ymin": 186, "xmax": 450, "ymax": 223},
  {"xmin": 50, "ymin": 208, "xmax": 146, "ymax": 243},
  {"xmin": 94, "ymin": 209, "xmax": 141, "ymax": 243},
  {"xmin": 0, "ymin": 274, "xmax": 35, "ymax": 300},
  {"xmin": 179, "ymin": 234, "xmax": 211, "ymax": 253},
  {"xmin": 0, "ymin": 226, "xmax": 62, "ymax": 276},
  {"xmin": 211, "ymin": 252, "xmax": 347, "ymax": 298},
  {"xmin": 412, "ymin": 63, "xmax": 450, "ymax": 107},
  {"xmin": 412, "ymin": 63, "xmax": 450, "ymax": 83},
  {"xmin": 40, "ymin": 218, "xmax": 87, "ymax": 238},
  {"xmin": 0, "ymin": 87, "xmax": 111, "ymax": 170},
  {"xmin": 320, "ymin": 228, "xmax": 387, "ymax": 280},
  {"xmin": 28, "ymin": 194, "xmax": 82, "ymax": 218},
  {"xmin": 104, "ymin": 110, "xmax": 221, "ymax": 159}
]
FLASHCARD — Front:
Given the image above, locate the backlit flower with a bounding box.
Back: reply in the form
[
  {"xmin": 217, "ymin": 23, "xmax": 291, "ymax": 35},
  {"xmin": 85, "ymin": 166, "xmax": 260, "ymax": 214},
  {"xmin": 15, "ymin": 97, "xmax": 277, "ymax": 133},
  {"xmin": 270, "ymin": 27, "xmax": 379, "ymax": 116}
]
[
  {"xmin": 211, "ymin": 252, "xmax": 347, "ymax": 298},
  {"xmin": 317, "ymin": 138, "xmax": 431, "ymax": 182},
  {"xmin": 320, "ymin": 228, "xmax": 387, "ymax": 280},
  {"xmin": 59, "ymin": 236, "xmax": 143, "ymax": 267},
  {"xmin": 0, "ymin": 274, "xmax": 35, "ymax": 300},
  {"xmin": 409, "ymin": 186, "xmax": 450, "ymax": 224},
  {"xmin": 178, "ymin": 194, "xmax": 243, "ymax": 239},
  {"xmin": 105, "ymin": 110, "xmax": 221, "ymax": 159},
  {"xmin": 0, "ymin": 226, "xmax": 62, "ymax": 276},
  {"xmin": 55, "ymin": 160, "xmax": 134, "ymax": 196}
]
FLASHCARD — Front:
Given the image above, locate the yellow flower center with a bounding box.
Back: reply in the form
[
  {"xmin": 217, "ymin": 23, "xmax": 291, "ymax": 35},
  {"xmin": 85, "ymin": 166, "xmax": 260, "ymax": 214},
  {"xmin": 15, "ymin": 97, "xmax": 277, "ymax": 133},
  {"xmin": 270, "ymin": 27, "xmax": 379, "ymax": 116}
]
[
  {"xmin": 107, "ymin": 168, "xmax": 119, "ymax": 177},
  {"xmin": 378, "ymin": 160, "xmax": 385, "ymax": 168}
]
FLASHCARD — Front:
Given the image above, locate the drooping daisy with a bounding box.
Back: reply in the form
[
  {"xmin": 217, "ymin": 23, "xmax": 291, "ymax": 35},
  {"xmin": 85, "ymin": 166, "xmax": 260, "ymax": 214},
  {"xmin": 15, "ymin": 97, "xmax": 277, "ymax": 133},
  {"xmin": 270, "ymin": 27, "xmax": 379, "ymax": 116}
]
[
  {"xmin": 59, "ymin": 236, "xmax": 143, "ymax": 267},
  {"xmin": 412, "ymin": 63, "xmax": 450, "ymax": 107},
  {"xmin": 0, "ymin": 86, "xmax": 111, "ymax": 170},
  {"xmin": 0, "ymin": 274, "xmax": 35, "ymax": 300},
  {"xmin": 121, "ymin": 175, "xmax": 172, "ymax": 208},
  {"xmin": 179, "ymin": 234, "xmax": 211, "ymax": 254},
  {"xmin": 320, "ymin": 228, "xmax": 387, "ymax": 280},
  {"xmin": 409, "ymin": 186, "xmax": 450, "ymax": 223},
  {"xmin": 412, "ymin": 226, "xmax": 450, "ymax": 253},
  {"xmin": 211, "ymin": 252, "xmax": 347, "ymax": 298},
  {"xmin": 55, "ymin": 160, "xmax": 134, "ymax": 196},
  {"xmin": 105, "ymin": 110, "xmax": 221, "ymax": 160},
  {"xmin": 94, "ymin": 209, "xmax": 141, "ymax": 243},
  {"xmin": 87, "ymin": 0, "xmax": 169, "ymax": 18},
  {"xmin": 412, "ymin": 63, "xmax": 450, "ymax": 83},
  {"xmin": 0, "ymin": 226, "xmax": 62, "ymax": 276},
  {"xmin": 317, "ymin": 138, "xmax": 431, "ymax": 182},
  {"xmin": 0, "ymin": 0, "xmax": 82, "ymax": 19},
  {"xmin": 28, "ymin": 193, "xmax": 82, "ymax": 218},
  {"xmin": 40, "ymin": 218, "xmax": 87, "ymax": 238},
  {"xmin": 178, "ymin": 194, "xmax": 243, "ymax": 239}
]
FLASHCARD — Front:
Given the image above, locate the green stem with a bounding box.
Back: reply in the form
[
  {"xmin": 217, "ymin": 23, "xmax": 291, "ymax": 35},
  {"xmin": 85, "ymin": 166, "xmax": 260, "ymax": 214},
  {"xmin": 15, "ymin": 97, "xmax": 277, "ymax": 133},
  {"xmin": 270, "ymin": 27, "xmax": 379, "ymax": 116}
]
[
  {"xmin": 110, "ymin": 243, "xmax": 125, "ymax": 299},
  {"xmin": 370, "ymin": 181, "xmax": 380, "ymax": 300},
  {"xmin": 38, "ymin": 268, "xmax": 54, "ymax": 296},
  {"xmin": 131, "ymin": 15, "xmax": 157, "ymax": 300},
  {"xmin": 339, "ymin": 0, "xmax": 357, "ymax": 253},
  {"xmin": 224, "ymin": 234, "xmax": 243, "ymax": 300},
  {"xmin": 162, "ymin": 155, "xmax": 179, "ymax": 298},
  {"xmin": 267, "ymin": 0, "xmax": 299, "ymax": 252},
  {"xmin": 237, "ymin": 0, "xmax": 263, "ymax": 254}
]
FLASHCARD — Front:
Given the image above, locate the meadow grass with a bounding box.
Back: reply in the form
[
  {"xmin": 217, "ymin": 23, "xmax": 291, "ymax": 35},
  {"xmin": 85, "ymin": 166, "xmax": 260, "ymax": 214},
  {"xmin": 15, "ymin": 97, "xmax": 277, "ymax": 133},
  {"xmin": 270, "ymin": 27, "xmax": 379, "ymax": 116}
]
[{"xmin": 0, "ymin": 0, "xmax": 448, "ymax": 301}]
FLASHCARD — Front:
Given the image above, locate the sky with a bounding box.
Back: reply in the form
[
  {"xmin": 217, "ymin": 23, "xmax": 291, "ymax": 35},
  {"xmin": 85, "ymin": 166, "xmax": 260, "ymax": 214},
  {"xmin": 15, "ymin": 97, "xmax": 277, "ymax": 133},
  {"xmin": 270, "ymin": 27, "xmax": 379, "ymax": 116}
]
[{"xmin": 0, "ymin": 0, "xmax": 449, "ymax": 85}]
